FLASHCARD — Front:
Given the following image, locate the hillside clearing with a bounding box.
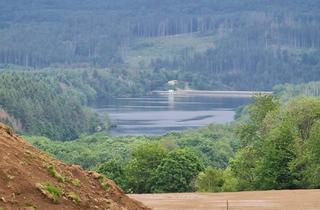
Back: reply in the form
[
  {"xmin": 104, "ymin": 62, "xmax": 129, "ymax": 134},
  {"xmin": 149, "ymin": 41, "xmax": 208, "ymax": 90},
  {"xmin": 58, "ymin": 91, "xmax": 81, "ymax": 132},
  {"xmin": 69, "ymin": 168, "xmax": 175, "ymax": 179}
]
[{"xmin": 125, "ymin": 33, "xmax": 215, "ymax": 67}]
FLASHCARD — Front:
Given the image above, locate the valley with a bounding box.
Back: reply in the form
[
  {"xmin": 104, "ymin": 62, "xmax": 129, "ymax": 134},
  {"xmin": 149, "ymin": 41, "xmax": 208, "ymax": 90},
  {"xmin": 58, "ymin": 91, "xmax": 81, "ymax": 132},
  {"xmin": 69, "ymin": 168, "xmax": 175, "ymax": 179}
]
[{"xmin": 0, "ymin": 1, "xmax": 320, "ymax": 209}]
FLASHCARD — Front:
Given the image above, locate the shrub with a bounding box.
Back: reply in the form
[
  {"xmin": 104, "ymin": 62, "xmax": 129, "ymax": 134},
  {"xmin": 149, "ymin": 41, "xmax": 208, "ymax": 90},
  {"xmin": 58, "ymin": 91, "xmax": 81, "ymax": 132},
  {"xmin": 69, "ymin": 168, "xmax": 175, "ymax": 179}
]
[
  {"xmin": 71, "ymin": 179, "xmax": 81, "ymax": 187},
  {"xmin": 25, "ymin": 202, "xmax": 37, "ymax": 210},
  {"xmin": 47, "ymin": 165, "xmax": 65, "ymax": 183},
  {"xmin": 67, "ymin": 192, "xmax": 81, "ymax": 205},
  {"xmin": 195, "ymin": 167, "xmax": 224, "ymax": 192},
  {"xmin": 36, "ymin": 182, "xmax": 62, "ymax": 202},
  {"xmin": 98, "ymin": 175, "xmax": 110, "ymax": 191}
]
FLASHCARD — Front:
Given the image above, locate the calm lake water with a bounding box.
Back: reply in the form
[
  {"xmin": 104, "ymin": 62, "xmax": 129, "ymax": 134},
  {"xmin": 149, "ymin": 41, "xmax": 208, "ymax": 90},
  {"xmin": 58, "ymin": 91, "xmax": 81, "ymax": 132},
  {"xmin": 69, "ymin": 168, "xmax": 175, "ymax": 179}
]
[{"xmin": 96, "ymin": 95, "xmax": 251, "ymax": 136}]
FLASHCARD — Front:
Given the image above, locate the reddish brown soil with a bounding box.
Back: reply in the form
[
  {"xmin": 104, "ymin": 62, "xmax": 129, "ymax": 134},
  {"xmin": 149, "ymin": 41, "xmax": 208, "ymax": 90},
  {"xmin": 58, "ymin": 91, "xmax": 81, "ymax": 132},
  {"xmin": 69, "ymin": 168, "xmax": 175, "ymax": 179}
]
[
  {"xmin": 130, "ymin": 190, "xmax": 320, "ymax": 210},
  {"xmin": 0, "ymin": 123, "xmax": 151, "ymax": 210}
]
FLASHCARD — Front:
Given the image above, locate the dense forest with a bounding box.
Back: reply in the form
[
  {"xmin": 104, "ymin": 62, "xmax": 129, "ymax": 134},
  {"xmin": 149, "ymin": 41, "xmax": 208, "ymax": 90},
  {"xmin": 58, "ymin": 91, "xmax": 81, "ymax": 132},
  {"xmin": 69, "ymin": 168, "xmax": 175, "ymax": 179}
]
[
  {"xmin": 0, "ymin": 0, "xmax": 320, "ymax": 90},
  {"xmin": 229, "ymin": 95, "xmax": 320, "ymax": 191},
  {"xmin": 25, "ymin": 123, "xmax": 238, "ymax": 193},
  {"xmin": 0, "ymin": 67, "xmax": 156, "ymax": 139},
  {"xmin": 274, "ymin": 81, "xmax": 320, "ymax": 101}
]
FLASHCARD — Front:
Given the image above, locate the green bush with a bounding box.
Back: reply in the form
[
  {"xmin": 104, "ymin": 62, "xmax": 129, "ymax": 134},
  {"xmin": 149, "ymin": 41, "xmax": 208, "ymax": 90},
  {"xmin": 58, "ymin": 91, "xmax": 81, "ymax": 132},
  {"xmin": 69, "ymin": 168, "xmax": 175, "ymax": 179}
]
[
  {"xmin": 152, "ymin": 149, "xmax": 204, "ymax": 192},
  {"xmin": 67, "ymin": 192, "xmax": 81, "ymax": 205},
  {"xmin": 36, "ymin": 182, "xmax": 62, "ymax": 202},
  {"xmin": 47, "ymin": 165, "xmax": 65, "ymax": 183},
  {"xmin": 195, "ymin": 167, "xmax": 225, "ymax": 192}
]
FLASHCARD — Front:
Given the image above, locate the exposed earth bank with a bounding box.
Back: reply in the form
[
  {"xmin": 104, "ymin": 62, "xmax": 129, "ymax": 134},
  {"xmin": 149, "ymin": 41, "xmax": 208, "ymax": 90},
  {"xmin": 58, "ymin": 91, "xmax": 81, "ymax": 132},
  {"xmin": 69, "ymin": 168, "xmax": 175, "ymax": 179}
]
[{"xmin": 0, "ymin": 123, "xmax": 150, "ymax": 210}]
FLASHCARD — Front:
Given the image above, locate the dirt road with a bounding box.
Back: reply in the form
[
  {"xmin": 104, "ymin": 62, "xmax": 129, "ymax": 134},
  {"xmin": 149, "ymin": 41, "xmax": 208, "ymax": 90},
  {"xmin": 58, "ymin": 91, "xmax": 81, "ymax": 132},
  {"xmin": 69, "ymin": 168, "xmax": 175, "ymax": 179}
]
[{"xmin": 129, "ymin": 189, "xmax": 320, "ymax": 210}]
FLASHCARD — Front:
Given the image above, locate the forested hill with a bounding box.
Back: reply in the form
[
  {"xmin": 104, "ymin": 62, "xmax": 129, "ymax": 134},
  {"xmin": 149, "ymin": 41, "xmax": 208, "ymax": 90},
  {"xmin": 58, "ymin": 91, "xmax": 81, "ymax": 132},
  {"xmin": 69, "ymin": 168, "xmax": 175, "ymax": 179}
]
[{"xmin": 0, "ymin": 0, "xmax": 320, "ymax": 90}]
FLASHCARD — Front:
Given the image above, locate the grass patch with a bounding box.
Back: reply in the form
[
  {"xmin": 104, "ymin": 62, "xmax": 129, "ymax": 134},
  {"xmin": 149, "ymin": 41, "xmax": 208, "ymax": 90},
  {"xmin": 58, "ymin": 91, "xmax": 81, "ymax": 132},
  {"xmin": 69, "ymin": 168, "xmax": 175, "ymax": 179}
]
[
  {"xmin": 47, "ymin": 165, "xmax": 65, "ymax": 183},
  {"xmin": 71, "ymin": 178, "xmax": 81, "ymax": 187},
  {"xmin": 4, "ymin": 126, "xmax": 13, "ymax": 135},
  {"xmin": 36, "ymin": 182, "xmax": 62, "ymax": 203},
  {"xmin": 5, "ymin": 174, "xmax": 14, "ymax": 182},
  {"xmin": 47, "ymin": 165, "xmax": 81, "ymax": 187},
  {"xmin": 25, "ymin": 202, "xmax": 37, "ymax": 210},
  {"xmin": 67, "ymin": 191, "xmax": 81, "ymax": 205},
  {"xmin": 98, "ymin": 175, "xmax": 110, "ymax": 191}
]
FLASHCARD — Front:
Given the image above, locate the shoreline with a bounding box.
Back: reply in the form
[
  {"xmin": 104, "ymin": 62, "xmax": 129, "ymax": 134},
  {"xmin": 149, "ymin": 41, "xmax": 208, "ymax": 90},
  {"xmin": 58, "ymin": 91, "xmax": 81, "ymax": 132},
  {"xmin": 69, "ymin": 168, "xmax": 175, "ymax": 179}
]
[{"xmin": 152, "ymin": 90, "xmax": 273, "ymax": 97}]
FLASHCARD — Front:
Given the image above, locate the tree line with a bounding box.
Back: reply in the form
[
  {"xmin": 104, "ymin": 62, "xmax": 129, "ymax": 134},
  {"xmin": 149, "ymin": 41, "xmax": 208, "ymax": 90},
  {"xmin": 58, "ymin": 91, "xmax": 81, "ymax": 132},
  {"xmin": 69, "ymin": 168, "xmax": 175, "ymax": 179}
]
[{"xmin": 25, "ymin": 123, "xmax": 237, "ymax": 193}]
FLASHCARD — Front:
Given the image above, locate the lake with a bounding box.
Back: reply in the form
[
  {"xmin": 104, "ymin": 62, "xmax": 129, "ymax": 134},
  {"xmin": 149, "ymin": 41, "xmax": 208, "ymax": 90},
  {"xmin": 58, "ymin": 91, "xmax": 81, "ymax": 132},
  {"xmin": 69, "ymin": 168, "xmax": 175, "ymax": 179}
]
[{"xmin": 95, "ymin": 95, "xmax": 251, "ymax": 136}]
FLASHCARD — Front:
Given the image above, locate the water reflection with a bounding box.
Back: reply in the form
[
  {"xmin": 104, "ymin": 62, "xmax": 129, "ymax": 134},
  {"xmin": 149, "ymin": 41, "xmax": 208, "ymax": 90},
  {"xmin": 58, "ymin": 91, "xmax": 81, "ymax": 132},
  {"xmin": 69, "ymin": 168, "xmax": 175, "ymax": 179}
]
[
  {"xmin": 95, "ymin": 95, "xmax": 251, "ymax": 136},
  {"xmin": 167, "ymin": 94, "xmax": 175, "ymax": 109}
]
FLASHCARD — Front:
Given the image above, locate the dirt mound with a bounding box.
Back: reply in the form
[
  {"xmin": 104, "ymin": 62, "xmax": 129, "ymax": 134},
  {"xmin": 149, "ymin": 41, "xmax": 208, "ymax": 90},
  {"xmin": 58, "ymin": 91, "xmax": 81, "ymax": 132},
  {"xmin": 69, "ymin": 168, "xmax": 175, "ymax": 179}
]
[{"xmin": 0, "ymin": 124, "xmax": 151, "ymax": 210}]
